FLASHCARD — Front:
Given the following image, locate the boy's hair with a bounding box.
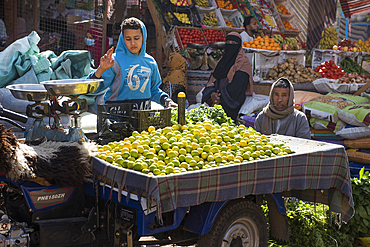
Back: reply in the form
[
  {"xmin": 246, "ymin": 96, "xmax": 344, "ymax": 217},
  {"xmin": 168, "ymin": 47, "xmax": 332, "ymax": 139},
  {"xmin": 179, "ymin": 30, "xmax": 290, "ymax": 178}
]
[
  {"xmin": 121, "ymin": 18, "xmax": 142, "ymax": 32},
  {"xmin": 243, "ymin": 15, "xmax": 256, "ymax": 29},
  {"xmin": 274, "ymin": 78, "xmax": 290, "ymax": 88}
]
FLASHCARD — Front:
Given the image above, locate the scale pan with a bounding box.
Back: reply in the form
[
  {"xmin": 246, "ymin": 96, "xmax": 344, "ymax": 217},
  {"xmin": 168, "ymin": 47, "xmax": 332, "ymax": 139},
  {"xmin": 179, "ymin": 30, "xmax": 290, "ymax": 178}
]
[
  {"xmin": 41, "ymin": 79, "xmax": 103, "ymax": 96},
  {"xmin": 6, "ymin": 84, "xmax": 49, "ymax": 101}
]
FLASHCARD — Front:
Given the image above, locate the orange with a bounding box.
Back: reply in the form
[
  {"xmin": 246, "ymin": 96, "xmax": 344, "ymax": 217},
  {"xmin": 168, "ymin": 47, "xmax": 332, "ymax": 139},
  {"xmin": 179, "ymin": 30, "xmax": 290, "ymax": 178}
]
[
  {"xmin": 251, "ymin": 44, "xmax": 256, "ymax": 48},
  {"xmin": 277, "ymin": 47, "xmax": 281, "ymax": 51},
  {"xmin": 263, "ymin": 42, "xmax": 268, "ymax": 46},
  {"xmin": 257, "ymin": 44, "xmax": 262, "ymax": 49},
  {"xmin": 257, "ymin": 36, "xmax": 262, "ymax": 40},
  {"xmin": 254, "ymin": 40, "xmax": 259, "ymax": 45},
  {"xmin": 243, "ymin": 41, "xmax": 248, "ymax": 46},
  {"xmin": 262, "ymin": 45, "xmax": 267, "ymax": 50},
  {"xmin": 274, "ymin": 43, "xmax": 279, "ymax": 47},
  {"xmin": 246, "ymin": 44, "xmax": 251, "ymax": 48},
  {"xmin": 270, "ymin": 38, "xmax": 275, "ymax": 43}
]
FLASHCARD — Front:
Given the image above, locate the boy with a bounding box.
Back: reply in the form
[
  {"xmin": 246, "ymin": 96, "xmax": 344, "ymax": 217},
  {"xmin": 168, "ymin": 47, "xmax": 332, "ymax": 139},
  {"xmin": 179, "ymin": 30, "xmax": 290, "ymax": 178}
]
[{"xmin": 88, "ymin": 17, "xmax": 177, "ymax": 111}]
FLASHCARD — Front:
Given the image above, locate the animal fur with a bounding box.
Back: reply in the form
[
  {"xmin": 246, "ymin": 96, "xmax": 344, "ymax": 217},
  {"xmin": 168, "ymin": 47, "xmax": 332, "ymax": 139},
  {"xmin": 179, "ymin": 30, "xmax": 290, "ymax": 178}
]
[{"xmin": 0, "ymin": 124, "xmax": 94, "ymax": 188}]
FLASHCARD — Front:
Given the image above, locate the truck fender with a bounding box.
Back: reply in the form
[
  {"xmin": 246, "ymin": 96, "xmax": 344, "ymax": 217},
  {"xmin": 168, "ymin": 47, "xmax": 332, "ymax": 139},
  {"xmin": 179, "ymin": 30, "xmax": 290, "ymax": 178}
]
[
  {"xmin": 184, "ymin": 200, "xmax": 229, "ymax": 235},
  {"xmin": 266, "ymin": 193, "xmax": 289, "ymax": 242}
]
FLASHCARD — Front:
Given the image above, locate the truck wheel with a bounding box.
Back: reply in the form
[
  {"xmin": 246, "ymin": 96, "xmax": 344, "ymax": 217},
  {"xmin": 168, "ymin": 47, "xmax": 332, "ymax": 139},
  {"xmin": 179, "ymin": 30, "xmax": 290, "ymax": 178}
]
[{"xmin": 197, "ymin": 199, "xmax": 268, "ymax": 247}]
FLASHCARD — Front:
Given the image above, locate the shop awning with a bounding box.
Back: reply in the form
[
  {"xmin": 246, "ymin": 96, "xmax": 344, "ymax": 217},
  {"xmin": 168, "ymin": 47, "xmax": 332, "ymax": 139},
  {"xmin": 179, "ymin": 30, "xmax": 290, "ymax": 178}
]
[{"xmin": 340, "ymin": 0, "xmax": 370, "ymax": 18}]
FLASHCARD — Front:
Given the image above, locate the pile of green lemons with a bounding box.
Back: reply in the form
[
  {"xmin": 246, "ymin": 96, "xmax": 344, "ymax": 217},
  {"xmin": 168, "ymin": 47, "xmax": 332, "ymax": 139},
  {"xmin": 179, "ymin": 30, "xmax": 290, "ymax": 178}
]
[{"xmin": 94, "ymin": 122, "xmax": 293, "ymax": 176}]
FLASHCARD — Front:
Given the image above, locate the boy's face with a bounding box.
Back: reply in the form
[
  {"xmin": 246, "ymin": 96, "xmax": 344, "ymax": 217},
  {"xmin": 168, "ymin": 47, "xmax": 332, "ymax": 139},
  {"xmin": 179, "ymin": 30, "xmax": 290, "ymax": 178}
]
[{"xmin": 124, "ymin": 29, "xmax": 143, "ymax": 55}]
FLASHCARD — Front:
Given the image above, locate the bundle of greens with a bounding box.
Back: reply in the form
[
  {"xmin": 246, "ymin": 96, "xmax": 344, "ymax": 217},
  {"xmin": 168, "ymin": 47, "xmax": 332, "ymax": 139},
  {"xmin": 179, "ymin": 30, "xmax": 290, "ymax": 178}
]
[{"xmin": 171, "ymin": 104, "xmax": 234, "ymax": 126}]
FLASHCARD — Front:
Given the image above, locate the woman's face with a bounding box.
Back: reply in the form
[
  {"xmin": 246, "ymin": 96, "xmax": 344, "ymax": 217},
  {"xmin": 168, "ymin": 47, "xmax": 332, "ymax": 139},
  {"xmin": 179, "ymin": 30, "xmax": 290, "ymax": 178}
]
[{"xmin": 124, "ymin": 29, "xmax": 143, "ymax": 55}]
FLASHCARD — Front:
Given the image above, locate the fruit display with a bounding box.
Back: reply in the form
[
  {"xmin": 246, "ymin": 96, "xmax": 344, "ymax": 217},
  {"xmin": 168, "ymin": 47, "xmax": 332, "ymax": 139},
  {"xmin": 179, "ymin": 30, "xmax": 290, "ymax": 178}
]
[
  {"xmin": 336, "ymin": 72, "xmax": 370, "ymax": 84},
  {"xmin": 272, "ymin": 34, "xmax": 284, "ymax": 46},
  {"xmin": 340, "ymin": 57, "xmax": 370, "ymax": 77},
  {"xmin": 177, "ymin": 28, "xmax": 207, "ymax": 47},
  {"xmin": 332, "ymin": 39, "xmax": 360, "ymax": 52},
  {"xmin": 201, "ymin": 12, "xmax": 219, "ymax": 27},
  {"xmin": 264, "ymin": 58, "xmax": 321, "ymax": 83},
  {"xmin": 282, "ymin": 20, "xmax": 298, "ymax": 31},
  {"xmin": 276, "ymin": 4, "xmax": 290, "ymax": 15},
  {"xmin": 242, "ymin": 35, "xmax": 281, "ymax": 51},
  {"xmin": 203, "ymin": 29, "xmax": 226, "ymax": 43},
  {"xmin": 224, "ymin": 19, "xmax": 238, "ymax": 28},
  {"xmin": 216, "ymin": 0, "xmax": 234, "ymax": 9},
  {"xmin": 194, "ymin": 0, "xmax": 208, "ymax": 7},
  {"xmin": 319, "ymin": 27, "xmax": 338, "ymax": 50},
  {"xmin": 170, "ymin": 0, "xmax": 192, "ymax": 7},
  {"xmin": 174, "ymin": 12, "xmax": 191, "ymax": 24},
  {"xmin": 93, "ymin": 122, "xmax": 294, "ymax": 176},
  {"xmin": 357, "ymin": 39, "xmax": 370, "ymax": 53},
  {"xmin": 314, "ymin": 60, "xmax": 345, "ymax": 79}
]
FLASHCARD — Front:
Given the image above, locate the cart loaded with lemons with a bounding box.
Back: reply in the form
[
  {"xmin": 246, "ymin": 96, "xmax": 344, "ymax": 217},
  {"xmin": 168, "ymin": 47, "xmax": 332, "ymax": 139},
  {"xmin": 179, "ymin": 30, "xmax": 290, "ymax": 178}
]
[
  {"xmin": 91, "ymin": 100, "xmax": 354, "ymax": 246},
  {"xmin": 0, "ymin": 79, "xmax": 354, "ymax": 247}
]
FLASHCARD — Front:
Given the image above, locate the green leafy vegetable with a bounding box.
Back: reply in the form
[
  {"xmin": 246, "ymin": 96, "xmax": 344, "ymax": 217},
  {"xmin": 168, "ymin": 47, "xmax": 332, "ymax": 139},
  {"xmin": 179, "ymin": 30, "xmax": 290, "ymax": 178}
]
[{"xmin": 171, "ymin": 104, "xmax": 234, "ymax": 126}]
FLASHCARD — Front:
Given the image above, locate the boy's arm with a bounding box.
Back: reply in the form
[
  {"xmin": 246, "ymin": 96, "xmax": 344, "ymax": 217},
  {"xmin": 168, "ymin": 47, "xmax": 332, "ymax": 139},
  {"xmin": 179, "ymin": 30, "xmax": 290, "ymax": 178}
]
[{"xmin": 149, "ymin": 63, "xmax": 171, "ymax": 106}]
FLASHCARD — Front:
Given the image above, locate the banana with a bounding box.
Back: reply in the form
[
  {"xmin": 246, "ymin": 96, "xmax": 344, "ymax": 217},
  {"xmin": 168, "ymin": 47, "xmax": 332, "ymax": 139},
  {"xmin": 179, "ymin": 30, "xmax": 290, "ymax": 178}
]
[{"xmin": 319, "ymin": 27, "xmax": 337, "ymax": 49}]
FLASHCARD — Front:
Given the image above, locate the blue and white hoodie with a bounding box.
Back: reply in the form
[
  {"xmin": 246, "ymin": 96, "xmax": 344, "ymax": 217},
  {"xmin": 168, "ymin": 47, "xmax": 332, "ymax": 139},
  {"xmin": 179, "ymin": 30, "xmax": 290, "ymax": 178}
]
[{"xmin": 88, "ymin": 18, "xmax": 168, "ymax": 109}]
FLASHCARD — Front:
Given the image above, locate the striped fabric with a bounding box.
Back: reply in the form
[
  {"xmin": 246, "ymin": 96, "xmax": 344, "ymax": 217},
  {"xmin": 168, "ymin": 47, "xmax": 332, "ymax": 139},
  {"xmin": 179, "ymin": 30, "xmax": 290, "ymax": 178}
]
[
  {"xmin": 290, "ymin": 0, "xmax": 309, "ymax": 43},
  {"xmin": 92, "ymin": 135, "xmax": 354, "ymax": 223},
  {"xmin": 340, "ymin": 0, "xmax": 370, "ymax": 18},
  {"xmin": 306, "ymin": 0, "xmax": 337, "ymax": 50},
  {"xmin": 288, "ymin": 0, "xmax": 337, "ymax": 49}
]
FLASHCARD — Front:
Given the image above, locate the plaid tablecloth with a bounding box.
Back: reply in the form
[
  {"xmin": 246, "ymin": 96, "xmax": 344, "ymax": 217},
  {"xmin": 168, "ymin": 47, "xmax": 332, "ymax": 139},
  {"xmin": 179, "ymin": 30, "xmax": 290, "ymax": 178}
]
[{"xmin": 92, "ymin": 135, "xmax": 354, "ymax": 223}]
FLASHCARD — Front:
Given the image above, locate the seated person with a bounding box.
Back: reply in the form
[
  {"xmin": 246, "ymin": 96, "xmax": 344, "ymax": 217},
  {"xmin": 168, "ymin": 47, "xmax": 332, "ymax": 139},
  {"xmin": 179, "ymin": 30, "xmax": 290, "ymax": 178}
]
[
  {"xmin": 254, "ymin": 78, "xmax": 311, "ymax": 139},
  {"xmin": 87, "ymin": 17, "xmax": 177, "ymax": 112},
  {"xmin": 84, "ymin": 28, "xmax": 109, "ymax": 68},
  {"xmin": 201, "ymin": 32, "xmax": 253, "ymax": 121},
  {"xmin": 240, "ymin": 15, "xmax": 259, "ymax": 44}
]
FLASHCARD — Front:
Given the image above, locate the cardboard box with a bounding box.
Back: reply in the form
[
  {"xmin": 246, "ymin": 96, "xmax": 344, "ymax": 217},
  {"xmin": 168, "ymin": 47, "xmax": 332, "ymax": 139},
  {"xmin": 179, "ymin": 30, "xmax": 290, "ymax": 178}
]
[{"xmin": 67, "ymin": 15, "xmax": 94, "ymax": 49}]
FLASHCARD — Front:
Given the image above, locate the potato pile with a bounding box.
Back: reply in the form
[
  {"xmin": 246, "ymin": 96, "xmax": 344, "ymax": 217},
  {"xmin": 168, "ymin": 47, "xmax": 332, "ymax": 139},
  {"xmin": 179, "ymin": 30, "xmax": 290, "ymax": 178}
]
[{"xmin": 263, "ymin": 58, "xmax": 322, "ymax": 83}]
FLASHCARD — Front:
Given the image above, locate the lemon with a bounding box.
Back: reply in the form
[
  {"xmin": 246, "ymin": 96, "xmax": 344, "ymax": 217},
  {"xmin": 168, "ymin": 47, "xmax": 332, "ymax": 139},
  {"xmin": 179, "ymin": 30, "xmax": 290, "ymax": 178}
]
[
  {"xmin": 273, "ymin": 147, "xmax": 280, "ymax": 154},
  {"xmin": 127, "ymin": 161, "xmax": 135, "ymax": 169},
  {"xmin": 227, "ymin": 154, "xmax": 234, "ymax": 161},
  {"xmin": 162, "ymin": 143, "xmax": 170, "ymax": 150},
  {"xmin": 215, "ymin": 155, "xmax": 222, "ymax": 163},
  {"xmin": 207, "ymin": 155, "xmax": 214, "ymax": 162},
  {"xmin": 191, "ymin": 150, "xmax": 199, "ymax": 157},
  {"xmin": 201, "ymin": 152, "xmax": 208, "ymax": 160},
  {"xmin": 165, "ymin": 166, "xmax": 174, "ymax": 174},
  {"xmin": 185, "ymin": 155, "xmax": 193, "ymax": 163},
  {"xmin": 180, "ymin": 162, "xmax": 189, "ymax": 169},
  {"xmin": 168, "ymin": 151, "xmax": 178, "ymax": 158},
  {"xmin": 242, "ymin": 152, "xmax": 250, "ymax": 160},
  {"xmin": 106, "ymin": 156, "xmax": 114, "ymax": 163},
  {"xmin": 203, "ymin": 145, "xmax": 211, "ymax": 153},
  {"xmin": 181, "ymin": 125, "xmax": 188, "ymax": 131}
]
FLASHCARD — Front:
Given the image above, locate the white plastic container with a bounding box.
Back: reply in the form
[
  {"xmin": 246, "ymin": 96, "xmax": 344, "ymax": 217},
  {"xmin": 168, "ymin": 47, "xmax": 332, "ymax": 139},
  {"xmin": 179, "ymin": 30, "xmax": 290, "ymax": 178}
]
[
  {"xmin": 198, "ymin": 8, "xmax": 225, "ymax": 27},
  {"xmin": 194, "ymin": 0, "xmax": 217, "ymax": 10},
  {"xmin": 220, "ymin": 9, "xmax": 244, "ymax": 28}
]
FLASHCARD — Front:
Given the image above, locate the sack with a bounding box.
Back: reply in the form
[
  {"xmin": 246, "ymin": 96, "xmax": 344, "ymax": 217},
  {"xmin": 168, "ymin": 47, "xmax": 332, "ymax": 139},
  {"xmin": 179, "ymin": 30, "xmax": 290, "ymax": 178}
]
[
  {"xmin": 336, "ymin": 126, "xmax": 370, "ymax": 139},
  {"xmin": 338, "ymin": 104, "xmax": 370, "ymax": 127},
  {"xmin": 302, "ymin": 93, "xmax": 368, "ymax": 123},
  {"xmin": 347, "ymin": 149, "xmax": 370, "ymax": 165},
  {"xmin": 309, "ymin": 117, "xmax": 346, "ymax": 133},
  {"xmin": 294, "ymin": 91, "xmax": 322, "ymax": 107},
  {"xmin": 344, "ymin": 137, "xmax": 370, "ymax": 149}
]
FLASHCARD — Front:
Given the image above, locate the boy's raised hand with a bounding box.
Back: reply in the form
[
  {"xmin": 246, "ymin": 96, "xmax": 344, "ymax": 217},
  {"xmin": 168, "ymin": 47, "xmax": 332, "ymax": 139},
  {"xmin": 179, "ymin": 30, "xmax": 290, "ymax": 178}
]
[
  {"xmin": 100, "ymin": 47, "xmax": 115, "ymax": 70},
  {"xmin": 95, "ymin": 47, "xmax": 115, "ymax": 78}
]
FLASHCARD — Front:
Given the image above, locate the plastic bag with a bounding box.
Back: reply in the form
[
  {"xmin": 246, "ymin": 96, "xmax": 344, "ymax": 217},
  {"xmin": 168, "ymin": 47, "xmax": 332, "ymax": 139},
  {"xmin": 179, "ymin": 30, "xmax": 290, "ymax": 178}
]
[
  {"xmin": 238, "ymin": 93, "xmax": 269, "ymax": 115},
  {"xmin": 336, "ymin": 126, "xmax": 370, "ymax": 139},
  {"xmin": 338, "ymin": 104, "xmax": 370, "ymax": 127}
]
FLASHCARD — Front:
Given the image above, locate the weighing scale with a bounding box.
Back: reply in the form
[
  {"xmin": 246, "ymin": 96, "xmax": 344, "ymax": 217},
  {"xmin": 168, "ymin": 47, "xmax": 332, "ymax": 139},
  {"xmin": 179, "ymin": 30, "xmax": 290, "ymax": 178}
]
[{"xmin": 6, "ymin": 79, "xmax": 103, "ymax": 142}]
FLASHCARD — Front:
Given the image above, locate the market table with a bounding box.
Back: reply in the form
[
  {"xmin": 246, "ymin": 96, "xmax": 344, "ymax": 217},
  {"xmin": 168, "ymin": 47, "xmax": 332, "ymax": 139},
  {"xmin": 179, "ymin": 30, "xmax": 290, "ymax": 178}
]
[{"xmin": 92, "ymin": 135, "xmax": 354, "ymax": 223}]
